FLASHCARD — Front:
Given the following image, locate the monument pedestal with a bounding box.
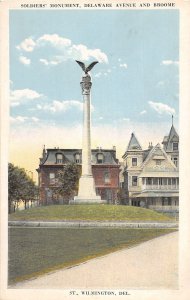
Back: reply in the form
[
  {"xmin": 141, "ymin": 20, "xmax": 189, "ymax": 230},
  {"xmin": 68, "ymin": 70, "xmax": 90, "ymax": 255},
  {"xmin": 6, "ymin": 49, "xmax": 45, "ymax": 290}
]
[{"xmin": 71, "ymin": 175, "xmax": 106, "ymax": 204}]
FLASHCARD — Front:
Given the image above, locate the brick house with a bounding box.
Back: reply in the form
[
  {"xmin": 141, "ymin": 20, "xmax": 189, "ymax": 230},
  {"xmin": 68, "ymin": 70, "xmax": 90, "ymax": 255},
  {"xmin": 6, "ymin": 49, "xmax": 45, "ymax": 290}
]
[{"xmin": 37, "ymin": 147, "xmax": 120, "ymax": 205}]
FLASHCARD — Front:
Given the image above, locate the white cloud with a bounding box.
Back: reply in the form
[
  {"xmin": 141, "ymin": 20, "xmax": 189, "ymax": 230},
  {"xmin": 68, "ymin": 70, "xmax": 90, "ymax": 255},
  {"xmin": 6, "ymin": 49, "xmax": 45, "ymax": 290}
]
[
  {"xmin": 148, "ymin": 101, "xmax": 175, "ymax": 115},
  {"xmin": 10, "ymin": 102, "xmax": 20, "ymax": 107},
  {"xmin": 39, "ymin": 58, "xmax": 61, "ymax": 66},
  {"xmin": 161, "ymin": 60, "xmax": 179, "ymax": 66},
  {"xmin": 10, "ymin": 89, "xmax": 43, "ymax": 104},
  {"xmin": 36, "ymin": 99, "xmax": 95, "ymax": 113},
  {"xmin": 37, "ymin": 100, "xmax": 84, "ymax": 113},
  {"xmin": 95, "ymin": 68, "xmax": 111, "ymax": 78},
  {"xmin": 19, "ymin": 55, "xmax": 31, "ymax": 65},
  {"xmin": 10, "ymin": 116, "xmax": 28, "ymax": 123},
  {"xmin": 37, "ymin": 34, "xmax": 71, "ymax": 48},
  {"xmin": 119, "ymin": 63, "xmax": 128, "ymax": 69},
  {"xmin": 31, "ymin": 117, "xmax": 39, "ymax": 122},
  {"xmin": 95, "ymin": 72, "xmax": 102, "ymax": 78},
  {"xmin": 17, "ymin": 34, "xmax": 108, "ymax": 65},
  {"xmin": 140, "ymin": 110, "xmax": 147, "ymax": 115},
  {"xmin": 10, "ymin": 116, "xmax": 39, "ymax": 124},
  {"xmin": 16, "ymin": 37, "xmax": 36, "ymax": 52},
  {"xmin": 70, "ymin": 44, "xmax": 108, "ymax": 63},
  {"xmin": 122, "ymin": 118, "xmax": 130, "ymax": 122}
]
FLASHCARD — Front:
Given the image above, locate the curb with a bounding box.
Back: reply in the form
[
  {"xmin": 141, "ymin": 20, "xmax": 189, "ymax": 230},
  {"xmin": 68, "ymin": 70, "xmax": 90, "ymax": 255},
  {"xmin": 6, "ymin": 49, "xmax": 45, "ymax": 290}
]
[{"xmin": 8, "ymin": 221, "xmax": 179, "ymax": 229}]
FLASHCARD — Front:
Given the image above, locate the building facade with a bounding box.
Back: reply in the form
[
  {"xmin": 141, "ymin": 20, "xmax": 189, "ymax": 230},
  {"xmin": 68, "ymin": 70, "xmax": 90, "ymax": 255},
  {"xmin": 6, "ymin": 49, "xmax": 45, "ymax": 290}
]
[
  {"xmin": 37, "ymin": 147, "xmax": 120, "ymax": 205},
  {"xmin": 122, "ymin": 124, "xmax": 179, "ymax": 211}
]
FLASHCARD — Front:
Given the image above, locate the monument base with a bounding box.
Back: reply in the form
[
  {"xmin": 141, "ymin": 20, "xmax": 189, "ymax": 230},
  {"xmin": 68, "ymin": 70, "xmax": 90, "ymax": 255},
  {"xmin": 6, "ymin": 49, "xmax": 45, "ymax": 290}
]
[
  {"xmin": 70, "ymin": 175, "xmax": 107, "ymax": 204},
  {"xmin": 69, "ymin": 199, "xmax": 107, "ymax": 204}
]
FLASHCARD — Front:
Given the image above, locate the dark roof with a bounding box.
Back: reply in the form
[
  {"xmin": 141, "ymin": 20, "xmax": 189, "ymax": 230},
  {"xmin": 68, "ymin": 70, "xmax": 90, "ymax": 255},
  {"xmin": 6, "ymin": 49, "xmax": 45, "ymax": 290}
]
[
  {"xmin": 40, "ymin": 148, "xmax": 119, "ymax": 166},
  {"xmin": 163, "ymin": 125, "xmax": 179, "ymax": 152},
  {"xmin": 126, "ymin": 133, "xmax": 142, "ymax": 151}
]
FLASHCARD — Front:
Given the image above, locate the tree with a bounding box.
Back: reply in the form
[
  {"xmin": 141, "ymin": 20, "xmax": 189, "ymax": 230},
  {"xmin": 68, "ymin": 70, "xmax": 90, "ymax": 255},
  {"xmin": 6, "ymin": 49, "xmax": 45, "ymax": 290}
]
[
  {"xmin": 117, "ymin": 188, "xmax": 129, "ymax": 205},
  {"xmin": 53, "ymin": 163, "xmax": 80, "ymax": 204},
  {"xmin": 8, "ymin": 163, "xmax": 38, "ymax": 213}
]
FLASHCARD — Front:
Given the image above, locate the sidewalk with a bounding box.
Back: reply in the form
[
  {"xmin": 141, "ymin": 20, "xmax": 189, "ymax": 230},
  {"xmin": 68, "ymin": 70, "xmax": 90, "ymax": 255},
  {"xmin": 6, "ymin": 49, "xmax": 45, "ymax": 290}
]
[
  {"xmin": 11, "ymin": 231, "xmax": 178, "ymax": 289},
  {"xmin": 8, "ymin": 220, "xmax": 178, "ymax": 228}
]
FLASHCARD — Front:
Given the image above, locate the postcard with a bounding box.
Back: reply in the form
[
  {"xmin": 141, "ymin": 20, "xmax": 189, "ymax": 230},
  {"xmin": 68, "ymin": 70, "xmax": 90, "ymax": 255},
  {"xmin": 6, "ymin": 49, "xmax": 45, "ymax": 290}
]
[{"xmin": 0, "ymin": 0, "xmax": 190, "ymax": 299}]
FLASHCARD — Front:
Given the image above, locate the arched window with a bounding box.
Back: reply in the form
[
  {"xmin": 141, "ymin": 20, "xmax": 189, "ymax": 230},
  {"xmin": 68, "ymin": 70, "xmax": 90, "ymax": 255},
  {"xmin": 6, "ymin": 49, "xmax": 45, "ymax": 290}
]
[{"xmin": 56, "ymin": 153, "xmax": 63, "ymax": 164}]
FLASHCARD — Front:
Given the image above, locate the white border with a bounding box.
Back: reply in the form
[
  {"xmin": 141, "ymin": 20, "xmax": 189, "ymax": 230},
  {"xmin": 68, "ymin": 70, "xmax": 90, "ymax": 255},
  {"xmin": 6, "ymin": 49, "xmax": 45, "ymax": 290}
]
[{"xmin": 1, "ymin": 1, "xmax": 190, "ymax": 299}]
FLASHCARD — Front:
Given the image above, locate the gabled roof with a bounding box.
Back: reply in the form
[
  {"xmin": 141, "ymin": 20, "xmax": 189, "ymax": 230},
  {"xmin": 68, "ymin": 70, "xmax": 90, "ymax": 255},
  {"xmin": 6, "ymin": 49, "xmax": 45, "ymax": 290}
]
[
  {"xmin": 126, "ymin": 133, "xmax": 142, "ymax": 151},
  {"xmin": 164, "ymin": 125, "xmax": 179, "ymax": 152},
  {"xmin": 141, "ymin": 143, "xmax": 177, "ymax": 170}
]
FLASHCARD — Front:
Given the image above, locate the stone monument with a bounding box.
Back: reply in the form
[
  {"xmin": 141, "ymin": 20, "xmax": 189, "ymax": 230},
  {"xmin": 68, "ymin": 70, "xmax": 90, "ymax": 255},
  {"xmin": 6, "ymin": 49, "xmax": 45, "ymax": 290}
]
[{"xmin": 72, "ymin": 61, "xmax": 106, "ymax": 204}]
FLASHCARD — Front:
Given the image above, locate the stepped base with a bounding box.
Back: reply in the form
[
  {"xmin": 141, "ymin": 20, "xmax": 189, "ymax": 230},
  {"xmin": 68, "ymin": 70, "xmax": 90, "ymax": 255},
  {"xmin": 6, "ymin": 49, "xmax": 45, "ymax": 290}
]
[
  {"xmin": 70, "ymin": 174, "xmax": 107, "ymax": 204},
  {"xmin": 70, "ymin": 199, "xmax": 107, "ymax": 204}
]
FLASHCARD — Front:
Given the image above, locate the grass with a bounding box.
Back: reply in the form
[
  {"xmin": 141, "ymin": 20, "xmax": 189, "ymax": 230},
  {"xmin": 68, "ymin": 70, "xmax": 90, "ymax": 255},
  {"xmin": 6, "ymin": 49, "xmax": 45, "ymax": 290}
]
[
  {"xmin": 8, "ymin": 204, "xmax": 175, "ymax": 222},
  {"xmin": 8, "ymin": 227, "xmax": 176, "ymax": 284}
]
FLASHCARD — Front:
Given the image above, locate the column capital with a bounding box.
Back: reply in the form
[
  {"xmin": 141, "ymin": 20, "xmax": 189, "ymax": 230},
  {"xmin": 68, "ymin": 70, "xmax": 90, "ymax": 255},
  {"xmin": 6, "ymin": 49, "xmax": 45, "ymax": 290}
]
[{"xmin": 80, "ymin": 74, "xmax": 92, "ymax": 95}]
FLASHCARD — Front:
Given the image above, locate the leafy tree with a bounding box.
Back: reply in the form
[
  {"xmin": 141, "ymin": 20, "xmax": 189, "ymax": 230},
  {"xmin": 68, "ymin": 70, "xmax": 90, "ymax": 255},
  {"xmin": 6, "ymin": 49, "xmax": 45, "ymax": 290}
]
[
  {"xmin": 53, "ymin": 163, "xmax": 81, "ymax": 204},
  {"xmin": 8, "ymin": 163, "xmax": 38, "ymax": 213},
  {"xmin": 117, "ymin": 188, "xmax": 128, "ymax": 205}
]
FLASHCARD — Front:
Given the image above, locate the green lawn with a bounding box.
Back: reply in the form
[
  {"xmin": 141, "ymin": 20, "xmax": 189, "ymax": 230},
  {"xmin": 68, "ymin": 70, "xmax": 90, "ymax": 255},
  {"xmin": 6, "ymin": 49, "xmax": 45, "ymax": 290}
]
[
  {"xmin": 8, "ymin": 227, "xmax": 176, "ymax": 284},
  {"xmin": 9, "ymin": 204, "xmax": 175, "ymax": 221}
]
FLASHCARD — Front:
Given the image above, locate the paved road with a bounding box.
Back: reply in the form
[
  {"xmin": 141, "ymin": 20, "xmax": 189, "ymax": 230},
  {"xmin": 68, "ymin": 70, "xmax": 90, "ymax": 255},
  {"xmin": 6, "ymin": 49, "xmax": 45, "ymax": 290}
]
[{"xmin": 11, "ymin": 232, "xmax": 178, "ymax": 289}]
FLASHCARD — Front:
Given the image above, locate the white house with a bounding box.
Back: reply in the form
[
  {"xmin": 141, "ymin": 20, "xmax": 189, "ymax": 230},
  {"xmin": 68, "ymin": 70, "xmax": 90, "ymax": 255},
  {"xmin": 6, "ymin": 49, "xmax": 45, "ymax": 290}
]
[{"xmin": 122, "ymin": 123, "xmax": 179, "ymax": 212}]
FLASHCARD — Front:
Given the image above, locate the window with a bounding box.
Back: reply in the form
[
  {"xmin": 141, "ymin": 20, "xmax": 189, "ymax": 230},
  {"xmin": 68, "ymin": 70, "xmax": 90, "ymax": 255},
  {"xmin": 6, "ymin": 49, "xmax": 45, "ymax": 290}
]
[
  {"xmin": 97, "ymin": 153, "xmax": 104, "ymax": 164},
  {"xmin": 173, "ymin": 157, "xmax": 178, "ymax": 167},
  {"xmin": 156, "ymin": 160, "xmax": 161, "ymax": 165},
  {"xmin": 104, "ymin": 171, "xmax": 110, "ymax": 184},
  {"xmin": 75, "ymin": 153, "xmax": 80, "ymax": 164},
  {"xmin": 158, "ymin": 178, "xmax": 163, "ymax": 185},
  {"xmin": 173, "ymin": 142, "xmax": 178, "ymax": 151},
  {"xmin": 132, "ymin": 176, "xmax": 138, "ymax": 186},
  {"xmin": 56, "ymin": 154, "xmax": 63, "ymax": 164},
  {"xmin": 172, "ymin": 178, "xmax": 176, "ymax": 185},
  {"xmin": 49, "ymin": 173, "xmax": 55, "ymax": 184},
  {"xmin": 132, "ymin": 157, "xmax": 137, "ymax": 166}
]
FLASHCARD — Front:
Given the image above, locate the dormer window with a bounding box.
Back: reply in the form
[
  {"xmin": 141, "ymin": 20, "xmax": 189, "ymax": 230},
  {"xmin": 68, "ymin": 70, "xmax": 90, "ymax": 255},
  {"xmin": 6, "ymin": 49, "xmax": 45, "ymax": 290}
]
[
  {"xmin": 173, "ymin": 142, "xmax": 178, "ymax": 151},
  {"xmin": 75, "ymin": 153, "xmax": 81, "ymax": 164},
  {"xmin": 56, "ymin": 153, "xmax": 63, "ymax": 164},
  {"xmin": 156, "ymin": 160, "xmax": 161, "ymax": 165},
  {"xmin": 132, "ymin": 157, "xmax": 137, "ymax": 166},
  {"xmin": 97, "ymin": 153, "xmax": 104, "ymax": 164}
]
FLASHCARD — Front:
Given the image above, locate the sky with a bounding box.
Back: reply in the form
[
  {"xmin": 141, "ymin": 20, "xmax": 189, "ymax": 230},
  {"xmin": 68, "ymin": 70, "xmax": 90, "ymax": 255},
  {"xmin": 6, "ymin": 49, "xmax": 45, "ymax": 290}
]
[{"xmin": 9, "ymin": 9, "xmax": 179, "ymax": 182}]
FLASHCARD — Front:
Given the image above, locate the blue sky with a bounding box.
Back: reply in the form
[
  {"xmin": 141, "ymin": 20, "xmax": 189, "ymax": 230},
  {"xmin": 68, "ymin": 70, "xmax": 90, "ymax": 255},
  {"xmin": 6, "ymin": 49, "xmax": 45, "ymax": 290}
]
[{"xmin": 9, "ymin": 9, "xmax": 179, "ymax": 178}]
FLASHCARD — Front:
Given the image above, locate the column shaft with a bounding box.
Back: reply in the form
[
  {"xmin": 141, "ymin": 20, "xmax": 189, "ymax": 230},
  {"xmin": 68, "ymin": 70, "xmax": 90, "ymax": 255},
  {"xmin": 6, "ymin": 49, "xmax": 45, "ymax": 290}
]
[{"xmin": 82, "ymin": 93, "xmax": 92, "ymax": 176}]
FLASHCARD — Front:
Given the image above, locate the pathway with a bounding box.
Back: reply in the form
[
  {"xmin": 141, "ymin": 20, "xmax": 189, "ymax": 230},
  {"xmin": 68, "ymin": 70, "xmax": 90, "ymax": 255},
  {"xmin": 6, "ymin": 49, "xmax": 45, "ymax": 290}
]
[{"xmin": 11, "ymin": 231, "xmax": 178, "ymax": 289}]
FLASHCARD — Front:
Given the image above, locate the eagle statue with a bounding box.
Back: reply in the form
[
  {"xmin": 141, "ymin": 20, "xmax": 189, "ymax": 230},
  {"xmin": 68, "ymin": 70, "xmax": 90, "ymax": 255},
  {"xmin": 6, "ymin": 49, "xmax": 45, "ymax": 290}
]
[{"xmin": 76, "ymin": 60, "xmax": 99, "ymax": 74}]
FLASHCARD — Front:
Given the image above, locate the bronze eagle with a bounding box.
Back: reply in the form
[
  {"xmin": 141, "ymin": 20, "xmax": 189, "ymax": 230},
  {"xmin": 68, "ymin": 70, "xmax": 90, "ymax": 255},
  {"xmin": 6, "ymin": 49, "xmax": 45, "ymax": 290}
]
[{"xmin": 76, "ymin": 60, "xmax": 99, "ymax": 74}]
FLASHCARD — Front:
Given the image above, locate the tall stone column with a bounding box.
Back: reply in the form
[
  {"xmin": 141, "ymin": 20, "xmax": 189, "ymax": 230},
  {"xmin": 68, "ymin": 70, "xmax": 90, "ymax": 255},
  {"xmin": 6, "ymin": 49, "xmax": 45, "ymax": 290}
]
[{"xmin": 73, "ymin": 72, "xmax": 105, "ymax": 204}]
